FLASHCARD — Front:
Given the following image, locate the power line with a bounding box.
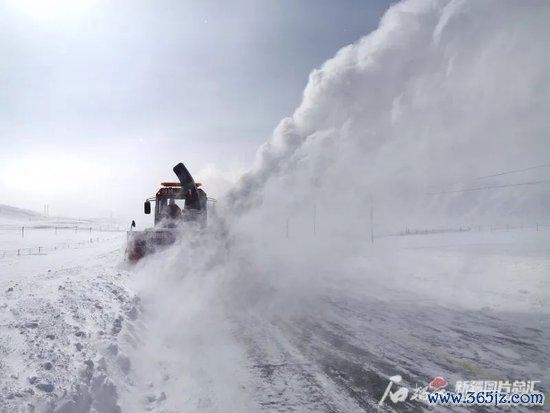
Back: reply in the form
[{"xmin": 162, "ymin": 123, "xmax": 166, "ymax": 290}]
[
  {"xmin": 427, "ymin": 179, "xmax": 550, "ymax": 195},
  {"xmin": 427, "ymin": 161, "xmax": 550, "ymax": 192},
  {"xmin": 473, "ymin": 162, "xmax": 550, "ymax": 180}
]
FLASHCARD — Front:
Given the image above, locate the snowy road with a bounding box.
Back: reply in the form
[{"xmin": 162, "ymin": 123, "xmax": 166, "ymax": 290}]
[
  {"xmin": 234, "ymin": 288, "xmax": 548, "ymax": 412},
  {"xmin": 229, "ymin": 242, "xmax": 549, "ymax": 411},
  {"xmin": 122, "ymin": 227, "xmax": 549, "ymax": 412},
  {"xmin": 1, "ymin": 228, "xmax": 548, "ymax": 412}
]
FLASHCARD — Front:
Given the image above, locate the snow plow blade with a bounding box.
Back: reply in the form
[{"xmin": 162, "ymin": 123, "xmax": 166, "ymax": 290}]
[{"xmin": 126, "ymin": 229, "xmax": 177, "ymax": 262}]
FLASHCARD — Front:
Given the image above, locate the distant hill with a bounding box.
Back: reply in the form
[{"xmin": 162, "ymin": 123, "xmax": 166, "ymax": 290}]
[
  {"xmin": 0, "ymin": 204, "xmax": 122, "ymax": 230},
  {"xmin": 0, "ymin": 204, "xmax": 43, "ymax": 221}
]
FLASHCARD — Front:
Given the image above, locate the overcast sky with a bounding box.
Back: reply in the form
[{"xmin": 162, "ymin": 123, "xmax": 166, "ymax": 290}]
[{"xmin": 0, "ymin": 0, "xmax": 392, "ymax": 221}]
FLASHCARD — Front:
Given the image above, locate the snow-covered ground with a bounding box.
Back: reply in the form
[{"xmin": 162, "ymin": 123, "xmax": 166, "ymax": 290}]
[
  {"xmin": 2, "ymin": 215, "xmax": 546, "ymax": 412},
  {"xmin": 0, "ymin": 206, "xmax": 123, "ymax": 261},
  {"xmin": 0, "ymin": 209, "xmax": 131, "ymax": 412},
  {"xmin": 0, "ymin": 227, "xmax": 121, "ymax": 257},
  {"xmin": 123, "ymin": 224, "xmax": 549, "ymax": 412},
  {"xmin": 0, "ymin": 232, "xmax": 129, "ymax": 413}
]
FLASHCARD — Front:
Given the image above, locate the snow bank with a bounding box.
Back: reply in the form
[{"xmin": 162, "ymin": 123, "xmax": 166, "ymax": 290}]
[{"xmin": 0, "ymin": 236, "xmax": 131, "ymax": 412}]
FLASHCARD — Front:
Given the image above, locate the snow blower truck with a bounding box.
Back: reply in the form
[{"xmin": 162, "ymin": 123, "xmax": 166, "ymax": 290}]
[{"xmin": 126, "ymin": 162, "xmax": 208, "ymax": 262}]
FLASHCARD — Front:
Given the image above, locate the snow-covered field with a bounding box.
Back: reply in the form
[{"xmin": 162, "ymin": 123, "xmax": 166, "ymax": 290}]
[
  {"xmin": 0, "ymin": 206, "xmax": 122, "ymax": 257},
  {"xmin": 0, "ymin": 231, "xmax": 129, "ymax": 412},
  {"xmin": 1, "ymin": 217, "xmax": 547, "ymax": 412},
  {"xmin": 0, "ymin": 209, "xmax": 130, "ymax": 413},
  {"xmin": 0, "ymin": 227, "xmax": 122, "ymax": 257}
]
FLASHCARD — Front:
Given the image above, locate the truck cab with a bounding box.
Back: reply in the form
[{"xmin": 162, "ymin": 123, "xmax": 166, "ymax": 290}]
[{"xmin": 144, "ymin": 182, "xmax": 207, "ymax": 227}]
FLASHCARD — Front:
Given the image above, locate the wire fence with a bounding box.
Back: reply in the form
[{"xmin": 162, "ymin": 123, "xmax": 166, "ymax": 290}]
[
  {"xmin": 2, "ymin": 212, "xmax": 549, "ymax": 256},
  {"xmin": 384, "ymin": 222, "xmax": 550, "ymax": 238},
  {"xmin": 0, "ymin": 225, "xmax": 126, "ymax": 258},
  {"xmin": 0, "ymin": 235, "xmax": 125, "ymax": 258},
  {"xmin": 0, "ymin": 225, "xmax": 124, "ymax": 234},
  {"xmin": 281, "ymin": 203, "xmax": 550, "ymax": 243}
]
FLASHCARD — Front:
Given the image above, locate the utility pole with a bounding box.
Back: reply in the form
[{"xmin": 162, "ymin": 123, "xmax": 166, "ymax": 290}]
[
  {"xmin": 313, "ymin": 204, "xmax": 317, "ymax": 236},
  {"xmin": 286, "ymin": 218, "xmax": 289, "ymax": 239},
  {"xmin": 370, "ymin": 196, "xmax": 374, "ymax": 244}
]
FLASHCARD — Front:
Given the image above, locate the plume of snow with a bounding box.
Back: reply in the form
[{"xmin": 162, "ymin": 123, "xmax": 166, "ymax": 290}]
[{"xmin": 228, "ymin": 0, "xmax": 550, "ymax": 235}]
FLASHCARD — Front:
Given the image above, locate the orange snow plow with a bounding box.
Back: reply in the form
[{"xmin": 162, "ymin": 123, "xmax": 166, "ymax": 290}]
[{"xmin": 126, "ymin": 162, "xmax": 208, "ymax": 262}]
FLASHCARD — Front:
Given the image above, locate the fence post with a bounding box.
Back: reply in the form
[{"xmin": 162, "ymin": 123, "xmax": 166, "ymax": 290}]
[
  {"xmin": 18, "ymin": 249, "xmax": 20, "ymax": 256},
  {"xmin": 21, "ymin": 226, "xmax": 24, "ymax": 238},
  {"xmin": 536, "ymin": 223, "xmax": 539, "ymax": 232}
]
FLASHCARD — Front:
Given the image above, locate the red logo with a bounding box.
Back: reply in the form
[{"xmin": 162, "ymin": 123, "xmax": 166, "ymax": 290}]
[{"xmin": 429, "ymin": 377, "xmax": 448, "ymax": 391}]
